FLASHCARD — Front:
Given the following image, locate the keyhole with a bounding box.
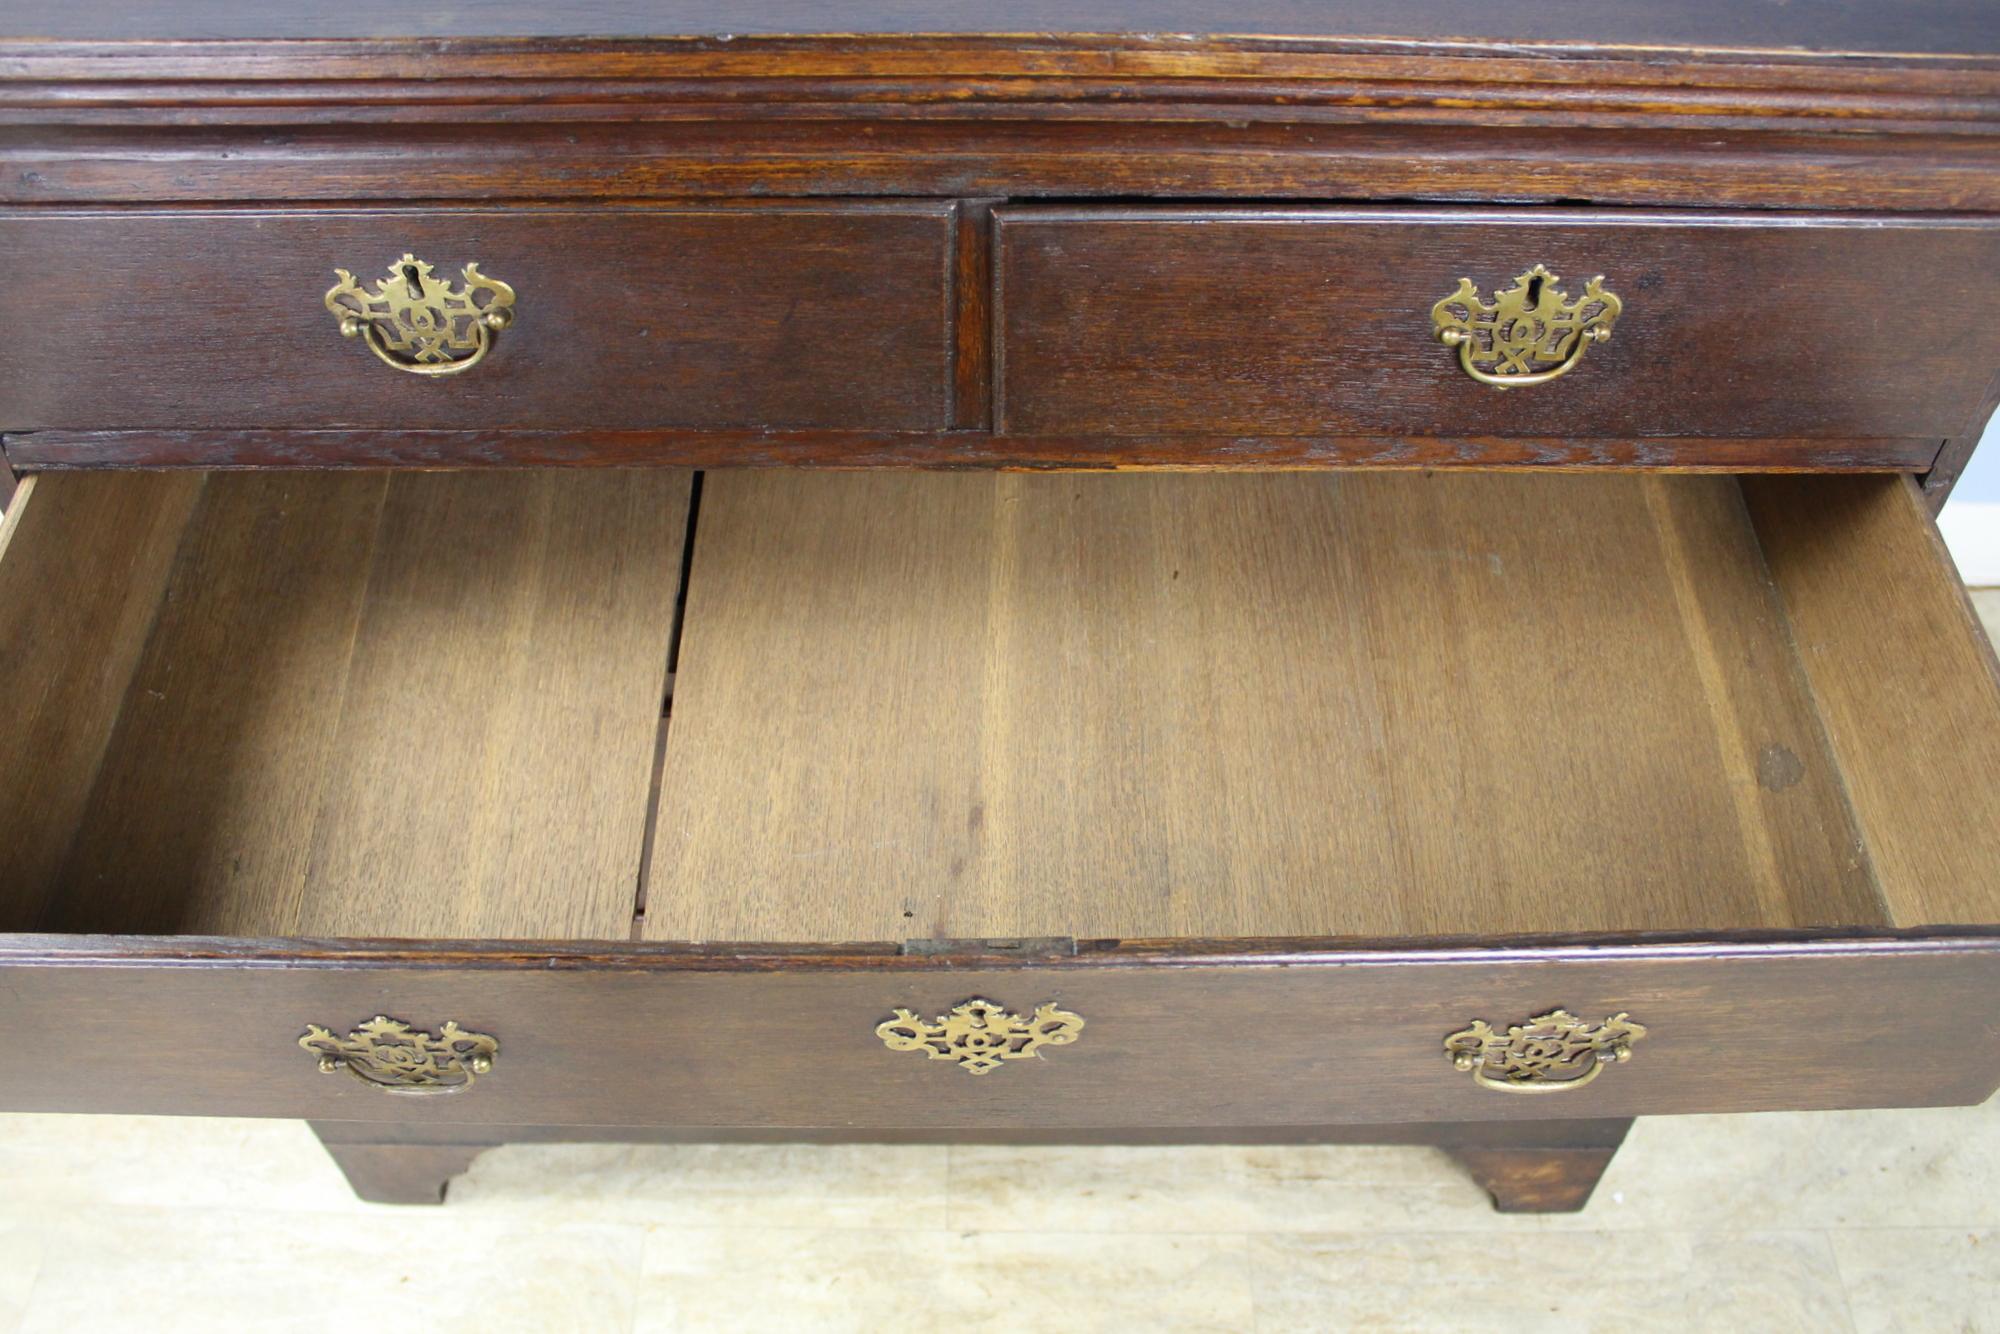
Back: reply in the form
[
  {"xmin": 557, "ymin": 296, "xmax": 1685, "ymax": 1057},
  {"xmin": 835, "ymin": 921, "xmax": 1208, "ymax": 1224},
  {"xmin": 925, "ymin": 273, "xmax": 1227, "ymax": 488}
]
[
  {"xmin": 1525, "ymin": 274, "xmax": 1544, "ymax": 307},
  {"xmin": 402, "ymin": 263, "xmax": 423, "ymax": 299}
]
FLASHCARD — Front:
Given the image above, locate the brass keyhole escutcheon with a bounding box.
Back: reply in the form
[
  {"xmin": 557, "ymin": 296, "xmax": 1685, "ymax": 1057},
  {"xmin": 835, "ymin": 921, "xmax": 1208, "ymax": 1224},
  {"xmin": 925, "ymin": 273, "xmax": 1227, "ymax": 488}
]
[
  {"xmin": 876, "ymin": 998, "xmax": 1084, "ymax": 1074},
  {"xmin": 1430, "ymin": 265, "xmax": 1622, "ymax": 388},
  {"xmin": 324, "ymin": 253, "xmax": 516, "ymax": 376}
]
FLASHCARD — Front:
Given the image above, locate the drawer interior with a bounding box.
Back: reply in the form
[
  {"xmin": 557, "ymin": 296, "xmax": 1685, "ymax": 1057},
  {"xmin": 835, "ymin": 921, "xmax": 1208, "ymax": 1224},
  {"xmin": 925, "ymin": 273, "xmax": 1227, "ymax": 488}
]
[{"xmin": 3, "ymin": 468, "xmax": 1996, "ymax": 943}]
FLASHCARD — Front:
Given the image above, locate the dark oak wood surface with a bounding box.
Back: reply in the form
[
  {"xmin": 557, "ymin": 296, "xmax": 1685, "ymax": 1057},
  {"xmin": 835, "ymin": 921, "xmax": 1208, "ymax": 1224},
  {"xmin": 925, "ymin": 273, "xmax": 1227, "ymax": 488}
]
[
  {"xmin": 0, "ymin": 468, "xmax": 1995, "ymax": 1142},
  {"xmin": 1449, "ymin": 1133, "xmax": 1627, "ymax": 1213},
  {"xmin": 0, "ymin": 0, "xmax": 1992, "ymax": 498},
  {"xmin": 13, "ymin": 148, "xmax": 1989, "ymax": 229},
  {"xmin": 996, "ymin": 208, "xmax": 2000, "ymax": 445},
  {"xmin": 0, "ymin": 428, "xmax": 1945, "ymax": 474},
  {"xmin": 4, "ymin": 12, "xmax": 1996, "ymax": 219},
  {"xmin": 310, "ymin": 1139, "xmax": 489, "ymax": 1206},
  {"xmin": 0, "ymin": 205, "xmax": 956, "ymax": 432},
  {"xmin": 8, "ymin": 123, "xmax": 1993, "ymax": 217},
  {"xmin": 1, "ymin": 204, "xmax": 1982, "ymax": 471},
  {"xmin": 307, "ymin": 1114, "xmax": 1641, "ymax": 1151},
  {"xmin": 0, "ymin": 934, "xmax": 1995, "ymax": 1127},
  {"xmin": 0, "ymin": 4, "xmax": 1996, "ymax": 1206}
]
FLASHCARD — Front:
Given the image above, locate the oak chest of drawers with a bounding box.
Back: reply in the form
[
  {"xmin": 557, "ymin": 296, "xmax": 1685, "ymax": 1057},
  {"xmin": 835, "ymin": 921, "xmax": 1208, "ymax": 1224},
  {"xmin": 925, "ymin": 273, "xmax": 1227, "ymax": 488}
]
[{"xmin": 3, "ymin": 0, "xmax": 1998, "ymax": 1213}]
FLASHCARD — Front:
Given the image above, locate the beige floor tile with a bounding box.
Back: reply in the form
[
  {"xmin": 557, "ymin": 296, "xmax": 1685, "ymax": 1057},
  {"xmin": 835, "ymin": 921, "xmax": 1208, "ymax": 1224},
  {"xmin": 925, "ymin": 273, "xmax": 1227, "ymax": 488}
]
[
  {"xmin": 1586, "ymin": 1100, "xmax": 2000, "ymax": 1231},
  {"xmin": 1832, "ymin": 1229, "xmax": 2000, "ymax": 1334},
  {"xmin": 449, "ymin": 1141, "xmax": 950, "ymax": 1229},
  {"xmin": 1970, "ymin": 586, "xmax": 1998, "ymax": 639},
  {"xmin": 0, "ymin": 1114, "xmax": 355, "ymax": 1213},
  {"xmin": 15, "ymin": 1205, "xmax": 643, "ymax": 1334},
  {"xmin": 0, "ymin": 1223, "xmax": 44, "ymax": 1334},
  {"xmin": 948, "ymin": 1143, "xmax": 1485, "ymax": 1235},
  {"xmin": 947, "ymin": 1097, "xmax": 2000, "ymax": 1235},
  {"xmin": 636, "ymin": 1227, "xmax": 1252, "ymax": 1334},
  {"xmin": 1250, "ymin": 1229, "xmax": 1854, "ymax": 1333}
]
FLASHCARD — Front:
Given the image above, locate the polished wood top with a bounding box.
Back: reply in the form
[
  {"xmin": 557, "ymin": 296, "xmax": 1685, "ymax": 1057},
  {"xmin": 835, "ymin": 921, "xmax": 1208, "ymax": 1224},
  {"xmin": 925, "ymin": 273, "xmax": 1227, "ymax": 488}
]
[{"xmin": 2, "ymin": 0, "xmax": 1994, "ymax": 56}]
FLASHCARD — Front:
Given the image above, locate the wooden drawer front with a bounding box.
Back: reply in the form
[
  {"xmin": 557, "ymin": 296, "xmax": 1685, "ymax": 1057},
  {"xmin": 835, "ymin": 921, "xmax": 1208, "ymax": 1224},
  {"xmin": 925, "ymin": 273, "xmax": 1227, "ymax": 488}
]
[
  {"xmin": 0, "ymin": 205, "xmax": 954, "ymax": 433},
  {"xmin": 994, "ymin": 208, "xmax": 2000, "ymax": 449},
  {"xmin": 1, "ymin": 939, "xmax": 1995, "ymax": 1127}
]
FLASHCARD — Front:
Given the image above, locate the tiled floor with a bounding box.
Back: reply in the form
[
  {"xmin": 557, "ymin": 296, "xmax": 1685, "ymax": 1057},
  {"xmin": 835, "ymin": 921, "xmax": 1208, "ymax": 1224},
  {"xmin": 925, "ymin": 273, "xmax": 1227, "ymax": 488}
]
[
  {"xmin": 1, "ymin": 1100, "xmax": 1997, "ymax": 1332},
  {"xmin": 3, "ymin": 591, "xmax": 1996, "ymax": 1333}
]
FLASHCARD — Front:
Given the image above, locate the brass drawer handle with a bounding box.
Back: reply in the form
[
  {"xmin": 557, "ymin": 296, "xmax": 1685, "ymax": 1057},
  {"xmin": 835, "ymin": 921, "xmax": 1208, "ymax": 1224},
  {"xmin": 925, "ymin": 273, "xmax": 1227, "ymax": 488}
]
[
  {"xmin": 876, "ymin": 998, "xmax": 1084, "ymax": 1075},
  {"xmin": 1431, "ymin": 266, "xmax": 1621, "ymax": 388},
  {"xmin": 324, "ymin": 253, "xmax": 516, "ymax": 376},
  {"xmin": 1444, "ymin": 1008, "xmax": 1646, "ymax": 1094},
  {"xmin": 300, "ymin": 1016, "xmax": 498, "ymax": 1095}
]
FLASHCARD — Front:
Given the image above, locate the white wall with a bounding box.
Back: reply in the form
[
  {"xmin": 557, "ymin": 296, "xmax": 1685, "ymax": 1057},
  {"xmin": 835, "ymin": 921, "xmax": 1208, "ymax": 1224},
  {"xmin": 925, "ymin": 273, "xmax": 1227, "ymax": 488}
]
[{"xmin": 1941, "ymin": 422, "xmax": 1999, "ymax": 585}]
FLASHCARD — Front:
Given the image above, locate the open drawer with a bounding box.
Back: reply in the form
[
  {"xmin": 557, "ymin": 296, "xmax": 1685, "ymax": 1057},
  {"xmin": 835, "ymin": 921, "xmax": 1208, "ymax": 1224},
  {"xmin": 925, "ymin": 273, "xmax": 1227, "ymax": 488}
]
[{"xmin": 1, "ymin": 468, "xmax": 1997, "ymax": 1129}]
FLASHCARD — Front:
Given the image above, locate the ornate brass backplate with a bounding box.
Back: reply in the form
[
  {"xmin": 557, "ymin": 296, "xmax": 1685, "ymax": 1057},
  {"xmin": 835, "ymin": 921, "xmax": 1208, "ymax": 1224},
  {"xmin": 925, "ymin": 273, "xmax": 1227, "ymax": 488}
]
[
  {"xmin": 299, "ymin": 1016, "xmax": 499, "ymax": 1095},
  {"xmin": 1430, "ymin": 265, "xmax": 1621, "ymax": 388},
  {"xmin": 1443, "ymin": 1009, "xmax": 1646, "ymax": 1094},
  {"xmin": 324, "ymin": 253, "xmax": 515, "ymax": 375},
  {"xmin": 876, "ymin": 998, "xmax": 1085, "ymax": 1075}
]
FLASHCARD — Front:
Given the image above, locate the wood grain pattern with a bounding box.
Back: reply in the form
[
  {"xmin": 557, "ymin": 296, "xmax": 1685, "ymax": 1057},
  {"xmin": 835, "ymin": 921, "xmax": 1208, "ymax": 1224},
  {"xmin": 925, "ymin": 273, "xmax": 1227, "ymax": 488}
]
[
  {"xmin": 10, "ymin": 31, "xmax": 1992, "ymax": 129},
  {"xmin": 1448, "ymin": 1133, "xmax": 1626, "ymax": 1212},
  {"xmin": 14, "ymin": 60, "xmax": 1990, "ymax": 133},
  {"xmin": 646, "ymin": 471, "xmax": 1881, "ymax": 943},
  {"xmin": 33, "ymin": 470, "xmax": 690, "ymax": 939},
  {"xmin": 0, "ymin": 206, "xmax": 954, "ymax": 432},
  {"xmin": 4, "ymin": 15, "xmax": 1994, "ymax": 224},
  {"xmin": 45, "ymin": 473, "xmax": 389, "ymax": 936},
  {"xmin": 0, "ymin": 472, "xmax": 201, "ymax": 925},
  {"xmin": 950, "ymin": 199, "xmax": 997, "ymax": 433},
  {"xmin": 1, "ymin": 934, "xmax": 1995, "ymax": 1127},
  {"xmin": 293, "ymin": 472, "xmax": 689, "ymax": 938},
  {"xmin": 11, "ymin": 469, "xmax": 1989, "ymax": 949},
  {"xmin": 310, "ymin": 1138, "xmax": 489, "ymax": 1205},
  {"xmin": 0, "ymin": 3, "xmax": 1994, "ymax": 1193},
  {"xmin": 306, "ymin": 1114, "xmax": 1640, "ymax": 1151},
  {"xmin": 995, "ymin": 208, "xmax": 2000, "ymax": 446},
  {"xmin": 1744, "ymin": 475, "xmax": 2000, "ymax": 928},
  {"xmin": 9, "ymin": 124, "xmax": 1994, "ymax": 215},
  {"xmin": 2, "ymin": 428, "xmax": 1942, "ymax": 475}
]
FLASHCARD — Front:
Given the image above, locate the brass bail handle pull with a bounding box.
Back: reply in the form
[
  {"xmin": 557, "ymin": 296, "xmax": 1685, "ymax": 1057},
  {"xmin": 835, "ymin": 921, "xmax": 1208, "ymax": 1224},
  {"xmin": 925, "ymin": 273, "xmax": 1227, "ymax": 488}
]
[
  {"xmin": 324, "ymin": 253, "xmax": 516, "ymax": 376},
  {"xmin": 1430, "ymin": 265, "xmax": 1622, "ymax": 388},
  {"xmin": 300, "ymin": 1017, "xmax": 499, "ymax": 1095},
  {"xmin": 1443, "ymin": 1009, "xmax": 1647, "ymax": 1095}
]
